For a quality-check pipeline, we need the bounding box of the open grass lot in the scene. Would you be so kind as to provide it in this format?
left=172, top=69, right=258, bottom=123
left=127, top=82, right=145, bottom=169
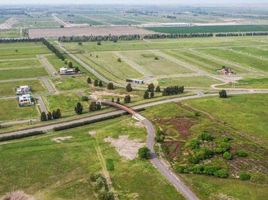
left=158, top=76, right=221, bottom=88
left=0, top=80, right=46, bottom=97
left=199, top=48, right=268, bottom=72
left=0, top=29, right=21, bottom=38
left=0, top=58, right=41, bottom=69
left=146, top=25, right=268, bottom=34
left=46, top=93, right=89, bottom=116
left=78, top=52, right=143, bottom=81
left=121, top=50, right=191, bottom=76
left=53, top=76, right=89, bottom=91
left=0, top=99, right=38, bottom=121
left=223, top=77, right=268, bottom=89
left=0, top=117, right=184, bottom=200
left=46, top=54, right=65, bottom=71
left=142, top=94, right=268, bottom=200
left=0, top=43, right=50, bottom=59
left=187, top=94, right=268, bottom=147
left=0, top=68, right=48, bottom=80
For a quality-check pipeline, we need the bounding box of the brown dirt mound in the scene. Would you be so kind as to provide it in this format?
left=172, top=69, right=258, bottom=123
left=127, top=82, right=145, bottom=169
left=2, top=191, right=35, bottom=200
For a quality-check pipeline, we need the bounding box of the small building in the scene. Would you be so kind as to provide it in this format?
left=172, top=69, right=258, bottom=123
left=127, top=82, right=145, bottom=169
left=16, top=85, right=31, bottom=95
left=18, top=94, right=34, bottom=106
left=126, top=79, right=144, bottom=84
left=59, top=67, right=76, bottom=75
left=218, top=66, right=235, bottom=76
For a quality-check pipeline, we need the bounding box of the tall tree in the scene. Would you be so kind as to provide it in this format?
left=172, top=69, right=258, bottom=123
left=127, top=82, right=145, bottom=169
left=99, top=81, right=103, bottom=87
left=126, top=83, right=133, bottom=92
left=148, top=83, right=155, bottom=93
left=144, top=90, right=149, bottom=99
left=40, top=112, right=47, bottom=121
left=155, top=85, right=161, bottom=92
left=75, top=102, right=83, bottom=114
left=87, top=77, right=92, bottom=84
left=219, top=90, right=228, bottom=98
left=124, top=95, right=131, bottom=104
left=107, top=82, right=114, bottom=90
left=94, top=80, right=99, bottom=87
left=68, top=61, right=73, bottom=68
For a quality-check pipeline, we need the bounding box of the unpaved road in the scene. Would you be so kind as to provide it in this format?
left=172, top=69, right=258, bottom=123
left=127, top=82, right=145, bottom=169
left=37, top=55, right=58, bottom=76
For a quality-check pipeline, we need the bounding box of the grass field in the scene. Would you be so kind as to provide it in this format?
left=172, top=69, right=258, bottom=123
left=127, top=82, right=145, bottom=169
left=146, top=25, right=268, bottom=34
left=222, top=77, right=268, bottom=89
left=0, top=99, right=38, bottom=121
left=158, top=76, right=221, bottom=88
left=0, top=29, right=21, bottom=38
left=0, top=59, right=41, bottom=69
left=53, top=76, right=89, bottom=91
left=0, top=117, right=184, bottom=200
left=0, top=68, right=48, bottom=80
left=46, top=93, right=89, bottom=116
left=0, top=80, right=46, bottom=96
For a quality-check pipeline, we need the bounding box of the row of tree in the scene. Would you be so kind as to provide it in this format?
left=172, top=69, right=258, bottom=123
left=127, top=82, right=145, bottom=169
left=0, top=38, right=42, bottom=43
left=42, top=39, right=65, bottom=61
left=162, top=86, right=184, bottom=96
left=40, top=109, right=62, bottom=121
left=75, top=102, right=102, bottom=115
left=216, top=32, right=268, bottom=37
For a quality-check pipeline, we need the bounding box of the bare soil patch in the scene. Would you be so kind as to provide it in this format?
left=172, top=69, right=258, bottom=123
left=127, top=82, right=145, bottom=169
left=29, top=26, right=156, bottom=38
left=104, top=135, right=145, bottom=160
left=52, top=136, right=73, bottom=143
left=1, top=191, right=35, bottom=200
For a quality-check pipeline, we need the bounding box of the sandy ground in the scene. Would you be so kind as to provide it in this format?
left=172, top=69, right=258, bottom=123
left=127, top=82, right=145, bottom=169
left=0, top=17, right=17, bottom=30
left=28, top=26, right=155, bottom=38
left=52, top=136, right=73, bottom=143
left=104, top=135, right=145, bottom=160
left=1, top=191, right=35, bottom=200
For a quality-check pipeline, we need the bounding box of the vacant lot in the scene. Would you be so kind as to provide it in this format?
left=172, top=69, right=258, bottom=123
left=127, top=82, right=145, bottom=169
left=0, top=80, right=46, bottom=97
left=0, top=68, right=48, bottom=80
left=0, top=59, right=41, bottom=69
left=0, top=99, right=38, bottom=121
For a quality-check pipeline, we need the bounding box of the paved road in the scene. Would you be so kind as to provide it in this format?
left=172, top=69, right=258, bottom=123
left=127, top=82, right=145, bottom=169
left=36, top=96, right=48, bottom=114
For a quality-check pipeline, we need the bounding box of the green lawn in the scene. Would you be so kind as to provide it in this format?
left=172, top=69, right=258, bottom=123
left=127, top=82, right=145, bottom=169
left=0, top=59, right=41, bottom=69
left=158, top=76, right=221, bottom=88
left=200, top=48, right=268, bottom=72
left=0, top=80, right=46, bottom=97
left=46, top=93, right=89, bottom=116
left=121, top=51, right=191, bottom=76
left=0, top=99, right=38, bottom=121
left=222, top=77, right=268, bottom=89
left=53, top=76, right=89, bottom=91
left=77, top=52, right=143, bottom=81
left=0, top=68, right=48, bottom=80
left=0, top=117, right=184, bottom=200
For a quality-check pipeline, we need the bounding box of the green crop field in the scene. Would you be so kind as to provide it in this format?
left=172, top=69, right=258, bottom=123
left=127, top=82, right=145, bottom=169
left=0, top=80, right=46, bottom=97
left=53, top=76, right=89, bottom=91
left=146, top=25, right=268, bottom=34
left=0, top=99, right=38, bottom=121
left=0, top=68, right=48, bottom=80
left=0, top=117, right=184, bottom=200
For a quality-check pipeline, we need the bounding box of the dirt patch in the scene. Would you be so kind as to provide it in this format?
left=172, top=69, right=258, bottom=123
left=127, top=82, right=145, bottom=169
left=1, top=191, right=35, bottom=200
left=88, top=131, right=97, bottom=137
left=52, top=136, right=73, bottom=143
left=29, top=26, right=156, bottom=38
left=169, top=117, right=195, bottom=138
left=104, top=135, right=145, bottom=160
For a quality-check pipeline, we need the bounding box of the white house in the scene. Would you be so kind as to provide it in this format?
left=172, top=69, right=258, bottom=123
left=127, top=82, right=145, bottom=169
left=16, top=85, right=31, bottom=95
left=60, top=67, right=76, bottom=75
left=18, top=94, right=34, bottom=106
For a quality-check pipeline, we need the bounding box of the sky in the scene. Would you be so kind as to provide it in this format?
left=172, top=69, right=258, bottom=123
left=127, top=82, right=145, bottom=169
left=0, top=0, right=267, bottom=5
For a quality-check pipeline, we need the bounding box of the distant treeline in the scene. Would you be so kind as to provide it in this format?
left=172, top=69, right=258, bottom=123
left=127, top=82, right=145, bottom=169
left=215, top=32, right=268, bottom=37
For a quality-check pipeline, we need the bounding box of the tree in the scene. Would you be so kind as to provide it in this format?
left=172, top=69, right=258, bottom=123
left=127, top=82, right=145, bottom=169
left=97, top=41, right=101, bottom=45
left=138, top=147, right=151, bottom=159
left=126, top=83, right=133, bottom=92
left=89, top=102, right=97, bottom=112
left=116, top=98, right=120, bottom=104
left=99, top=81, right=103, bottom=87
left=143, top=90, right=149, bottom=99
left=117, top=58, right=122, bottom=62
left=75, top=66, right=80, bottom=73
left=56, top=109, right=61, bottom=119
left=148, top=83, right=155, bottom=93
left=219, top=90, right=228, bottom=98
left=155, top=128, right=165, bottom=143
left=124, top=95, right=131, bottom=104
left=75, top=102, right=83, bottom=115
left=155, top=85, right=161, bottom=92
left=223, top=152, right=233, bottom=160
left=107, top=82, right=114, bottom=90
left=68, top=61, right=73, bottom=68
left=96, top=102, right=102, bottom=110
left=78, top=42, right=83, bottom=45
left=40, top=112, right=47, bottom=121
left=52, top=110, right=57, bottom=119
left=94, top=80, right=99, bottom=87
left=150, top=91, right=155, bottom=98
left=237, top=150, right=248, bottom=157
left=47, top=112, right=52, bottom=120
left=87, top=77, right=92, bottom=84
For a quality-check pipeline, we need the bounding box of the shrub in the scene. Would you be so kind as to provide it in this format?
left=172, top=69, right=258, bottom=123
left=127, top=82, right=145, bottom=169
left=40, top=112, right=47, bottom=121
left=126, top=83, right=133, bottom=92
left=192, top=165, right=205, bottom=174
left=239, top=172, right=251, bottom=181
left=198, top=132, right=214, bottom=141
left=107, top=82, right=114, bottom=90
left=75, top=102, right=83, bottom=114
left=215, top=142, right=231, bottom=154
left=223, top=152, right=233, bottom=160
left=124, top=95, right=131, bottom=104
left=81, top=96, right=89, bottom=101
left=214, top=169, right=229, bottom=178
left=99, top=191, right=115, bottom=200
left=219, top=90, right=228, bottom=98
left=87, top=77, right=92, bottom=84
left=203, top=165, right=220, bottom=175
left=155, top=85, right=161, bottom=92
left=47, top=112, right=52, bottom=120
left=143, top=90, right=149, bottom=99
left=155, top=128, right=165, bottom=143
left=196, top=148, right=214, bottom=160
left=176, top=165, right=188, bottom=173
left=187, top=139, right=200, bottom=150
left=138, top=147, right=151, bottom=159
left=237, top=150, right=248, bottom=157
left=188, top=155, right=200, bottom=164
left=106, top=159, right=114, bottom=171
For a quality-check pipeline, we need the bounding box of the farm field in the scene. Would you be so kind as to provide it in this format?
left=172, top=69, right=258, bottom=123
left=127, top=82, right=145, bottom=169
left=0, top=99, right=38, bottom=121
left=53, top=76, right=89, bottom=91
left=146, top=25, right=268, bottom=34
left=0, top=117, right=184, bottom=200
left=0, top=58, right=41, bottom=69
left=0, top=68, right=48, bottom=80
left=0, top=29, right=21, bottom=38
left=143, top=94, right=268, bottom=200
left=0, top=80, right=46, bottom=97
